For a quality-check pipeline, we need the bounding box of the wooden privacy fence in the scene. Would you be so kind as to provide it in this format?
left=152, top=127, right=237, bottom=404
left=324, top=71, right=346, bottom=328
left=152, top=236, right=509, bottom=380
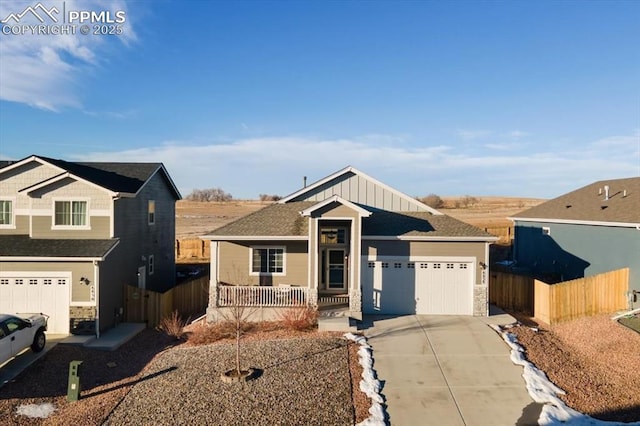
left=483, top=226, right=513, bottom=244
left=218, top=285, right=308, bottom=307
left=489, top=271, right=534, bottom=315
left=125, top=275, right=209, bottom=328
left=176, top=239, right=210, bottom=260
left=535, top=268, right=629, bottom=325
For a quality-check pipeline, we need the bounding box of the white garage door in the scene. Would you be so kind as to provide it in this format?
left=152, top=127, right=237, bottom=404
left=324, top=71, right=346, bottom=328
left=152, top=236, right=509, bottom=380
left=362, top=257, right=474, bottom=315
left=0, top=273, right=71, bottom=334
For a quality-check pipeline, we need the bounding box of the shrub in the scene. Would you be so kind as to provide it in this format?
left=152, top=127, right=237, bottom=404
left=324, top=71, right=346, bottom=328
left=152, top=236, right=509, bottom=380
left=186, top=320, right=256, bottom=345
left=420, top=193, right=444, bottom=209
left=277, top=306, right=318, bottom=331
left=157, top=310, right=188, bottom=340
left=259, top=194, right=282, bottom=202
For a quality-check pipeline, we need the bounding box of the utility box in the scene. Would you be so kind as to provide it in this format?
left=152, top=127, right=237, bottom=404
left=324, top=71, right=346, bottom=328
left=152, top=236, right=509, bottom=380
left=67, top=360, right=83, bottom=402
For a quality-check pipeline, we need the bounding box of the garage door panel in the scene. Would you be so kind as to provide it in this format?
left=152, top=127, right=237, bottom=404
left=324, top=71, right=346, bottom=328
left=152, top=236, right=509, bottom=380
left=0, top=273, right=71, bottom=334
left=363, top=257, right=474, bottom=316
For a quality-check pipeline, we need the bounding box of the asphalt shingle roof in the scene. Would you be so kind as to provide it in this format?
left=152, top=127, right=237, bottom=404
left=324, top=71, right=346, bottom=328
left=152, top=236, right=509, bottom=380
left=0, top=235, right=119, bottom=258
left=206, top=202, right=494, bottom=239
left=39, top=156, right=163, bottom=194
left=512, top=177, right=640, bottom=224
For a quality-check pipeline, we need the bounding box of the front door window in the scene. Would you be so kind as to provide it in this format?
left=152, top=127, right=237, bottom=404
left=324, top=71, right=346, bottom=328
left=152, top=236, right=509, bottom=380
left=327, top=249, right=346, bottom=289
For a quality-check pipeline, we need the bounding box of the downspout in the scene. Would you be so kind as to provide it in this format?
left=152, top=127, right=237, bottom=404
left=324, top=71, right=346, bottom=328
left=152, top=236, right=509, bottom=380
left=94, top=260, right=100, bottom=339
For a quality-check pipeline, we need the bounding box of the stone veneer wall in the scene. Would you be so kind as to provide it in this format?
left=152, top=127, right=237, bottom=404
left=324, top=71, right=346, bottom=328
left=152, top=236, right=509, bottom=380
left=69, top=306, right=96, bottom=334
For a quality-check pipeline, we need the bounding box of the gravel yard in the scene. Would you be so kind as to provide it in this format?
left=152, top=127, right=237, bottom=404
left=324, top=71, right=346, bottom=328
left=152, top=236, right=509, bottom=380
left=0, top=330, right=365, bottom=425
left=509, top=313, right=640, bottom=423
left=105, top=336, right=354, bottom=425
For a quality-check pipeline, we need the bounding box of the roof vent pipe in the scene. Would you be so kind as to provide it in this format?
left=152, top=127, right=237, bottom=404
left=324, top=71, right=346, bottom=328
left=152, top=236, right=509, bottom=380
left=623, top=189, right=627, bottom=198
left=598, top=187, right=602, bottom=195
left=604, top=185, right=610, bottom=201
left=303, top=176, right=307, bottom=188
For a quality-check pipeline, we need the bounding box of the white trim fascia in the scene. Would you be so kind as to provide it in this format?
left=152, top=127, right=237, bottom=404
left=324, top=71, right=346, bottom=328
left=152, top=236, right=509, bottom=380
left=362, top=235, right=499, bottom=242
left=0, top=256, right=107, bottom=261
left=300, top=194, right=372, bottom=217
left=509, top=217, right=640, bottom=228
left=364, top=254, right=477, bottom=262
left=200, top=235, right=308, bottom=241
left=135, top=165, right=182, bottom=199
left=278, top=166, right=443, bottom=215
left=20, top=172, right=119, bottom=197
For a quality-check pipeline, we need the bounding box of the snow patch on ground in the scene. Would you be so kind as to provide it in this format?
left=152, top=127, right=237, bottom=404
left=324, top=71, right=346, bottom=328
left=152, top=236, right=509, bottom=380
left=491, top=324, right=640, bottom=426
left=344, top=332, right=386, bottom=426
left=16, top=403, right=56, bottom=419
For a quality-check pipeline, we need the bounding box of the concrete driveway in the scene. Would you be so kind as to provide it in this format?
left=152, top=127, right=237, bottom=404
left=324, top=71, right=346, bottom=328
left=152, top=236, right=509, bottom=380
left=363, top=311, right=542, bottom=426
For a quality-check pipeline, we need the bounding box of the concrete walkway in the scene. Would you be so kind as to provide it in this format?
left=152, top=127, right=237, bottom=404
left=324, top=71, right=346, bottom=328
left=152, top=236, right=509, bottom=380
left=363, top=311, right=541, bottom=426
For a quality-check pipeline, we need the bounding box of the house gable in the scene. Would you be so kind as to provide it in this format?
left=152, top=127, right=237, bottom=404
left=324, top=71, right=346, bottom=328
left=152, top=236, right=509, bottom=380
left=279, top=166, right=441, bottom=214
left=300, top=195, right=372, bottom=218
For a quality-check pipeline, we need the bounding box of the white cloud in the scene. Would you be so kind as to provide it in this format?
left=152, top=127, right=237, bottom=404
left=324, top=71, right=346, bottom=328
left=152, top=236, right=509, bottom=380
left=71, top=131, right=640, bottom=199
left=0, top=0, right=136, bottom=111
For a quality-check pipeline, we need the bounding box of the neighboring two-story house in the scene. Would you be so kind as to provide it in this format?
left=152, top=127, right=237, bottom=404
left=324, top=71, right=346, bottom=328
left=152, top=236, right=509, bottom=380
left=0, top=155, right=181, bottom=335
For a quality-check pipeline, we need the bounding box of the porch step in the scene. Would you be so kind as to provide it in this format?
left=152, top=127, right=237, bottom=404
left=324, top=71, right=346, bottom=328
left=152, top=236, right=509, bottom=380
left=318, top=316, right=358, bottom=332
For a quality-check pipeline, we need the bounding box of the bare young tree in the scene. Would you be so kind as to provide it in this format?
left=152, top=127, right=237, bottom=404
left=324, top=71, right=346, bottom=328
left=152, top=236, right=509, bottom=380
left=420, top=193, right=444, bottom=209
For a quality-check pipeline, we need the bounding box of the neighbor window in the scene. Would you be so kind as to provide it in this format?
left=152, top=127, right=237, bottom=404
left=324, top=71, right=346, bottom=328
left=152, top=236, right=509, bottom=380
left=542, top=226, right=551, bottom=236
left=148, top=200, right=155, bottom=225
left=148, top=255, right=155, bottom=275
left=0, top=199, right=14, bottom=227
left=251, top=247, right=285, bottom=274
left=54, top=200, right=88, bottom=227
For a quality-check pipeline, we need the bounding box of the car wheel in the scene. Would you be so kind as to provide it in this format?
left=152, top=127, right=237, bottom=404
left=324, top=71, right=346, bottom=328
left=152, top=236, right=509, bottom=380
left=31, top=329, right=46, bottom=352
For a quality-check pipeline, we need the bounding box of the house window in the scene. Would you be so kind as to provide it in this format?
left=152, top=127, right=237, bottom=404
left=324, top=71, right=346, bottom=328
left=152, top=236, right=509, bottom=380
left=460, top=264, right=468, bottom=269
left=54, top=200, right=88, bottom=227
left=29, top=279, right=38, bottom=285
left=542, top=227, right=551, bottom=236
left=407, top=263, right=415, bottom=269
left=0, top=199, right=14, bottom=227
left=148, top=200, right=156, bottom=225
left=381, top=262, right=389, bottom=268
left=446, top=264, right=454, bottom=269
left=368, top=262, right=375, bottom=268
left=251, top=247, right=285, bottom=274
left=0, top=279, right=8, bottom=285
left=148, top=255, right=155, bottom=275
left=394, top=262, right=402, bottom=268
left=320, top=228, right=346, bottom=244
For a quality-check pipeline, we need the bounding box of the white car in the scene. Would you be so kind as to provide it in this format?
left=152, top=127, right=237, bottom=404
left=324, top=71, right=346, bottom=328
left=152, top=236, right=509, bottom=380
left=0, top=313, right=48, bottom=366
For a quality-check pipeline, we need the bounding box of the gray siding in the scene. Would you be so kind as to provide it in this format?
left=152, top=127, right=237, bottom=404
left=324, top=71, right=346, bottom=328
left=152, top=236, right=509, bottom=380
left=113, top=171, right=177, bottom=292
left=290, top=172, right=426, bottom=212
left=514, top=221, right=640, bottom=292
left=32, top=216, right=110, bottom=239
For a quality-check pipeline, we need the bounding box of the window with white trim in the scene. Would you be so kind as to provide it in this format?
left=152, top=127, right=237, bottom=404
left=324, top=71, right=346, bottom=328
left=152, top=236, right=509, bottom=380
left=54, top=200, right=88, bottom=227
left=0, top=199, right=14, bottom=227
left=251, top=247, right=285, bottom=275
left=148, top=255, right=155, bottom=275
left=148, top=200, right=156, bottom=225
left=542, top=226, right=551, bottom=236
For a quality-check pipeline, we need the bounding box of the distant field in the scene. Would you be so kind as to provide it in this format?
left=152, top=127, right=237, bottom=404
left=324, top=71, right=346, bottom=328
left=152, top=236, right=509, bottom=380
left=175, top=196, right=545, bottom=239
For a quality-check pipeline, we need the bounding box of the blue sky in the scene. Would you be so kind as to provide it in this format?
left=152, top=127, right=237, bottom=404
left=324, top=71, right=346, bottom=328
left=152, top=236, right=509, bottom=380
left=1, top=0, right=639, bottom=199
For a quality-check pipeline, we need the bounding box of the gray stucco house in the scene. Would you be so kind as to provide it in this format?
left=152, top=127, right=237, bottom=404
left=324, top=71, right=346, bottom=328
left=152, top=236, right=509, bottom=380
left=0, top=155, right=181, bottom=335
left=510, top=177, right=639, bottom=303
left=203, top=166, right=497, bottom=320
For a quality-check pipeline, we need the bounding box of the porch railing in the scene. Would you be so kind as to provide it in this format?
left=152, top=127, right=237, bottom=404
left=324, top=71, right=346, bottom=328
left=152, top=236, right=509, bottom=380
left=218, top=285, right=308, bottom=307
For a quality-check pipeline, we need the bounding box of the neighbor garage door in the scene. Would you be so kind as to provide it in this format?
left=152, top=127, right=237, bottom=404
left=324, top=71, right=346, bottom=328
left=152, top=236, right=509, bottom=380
left=362, top=257, right=474, bottom=315
left=0, top=272, right=71, bottom=334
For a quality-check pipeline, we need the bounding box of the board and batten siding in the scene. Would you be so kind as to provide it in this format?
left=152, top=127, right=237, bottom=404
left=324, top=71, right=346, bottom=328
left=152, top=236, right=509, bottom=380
left=218, top=241, right=309, bottom=287
left=363, top=240, right=486, bottom=283
left=289, top=172, right=425, bottom=212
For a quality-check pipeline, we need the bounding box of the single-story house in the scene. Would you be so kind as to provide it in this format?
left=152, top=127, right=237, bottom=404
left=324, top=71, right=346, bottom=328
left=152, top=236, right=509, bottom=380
left=0, top=155, right=181, bottom=335
left=510, top=177, right=639, bottom=305
left=202, top=166, right=497, bottom=319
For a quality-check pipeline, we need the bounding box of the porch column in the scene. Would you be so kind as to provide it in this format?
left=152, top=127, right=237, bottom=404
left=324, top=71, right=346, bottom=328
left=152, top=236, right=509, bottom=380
left=206, top=241, right=219, bottom=322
